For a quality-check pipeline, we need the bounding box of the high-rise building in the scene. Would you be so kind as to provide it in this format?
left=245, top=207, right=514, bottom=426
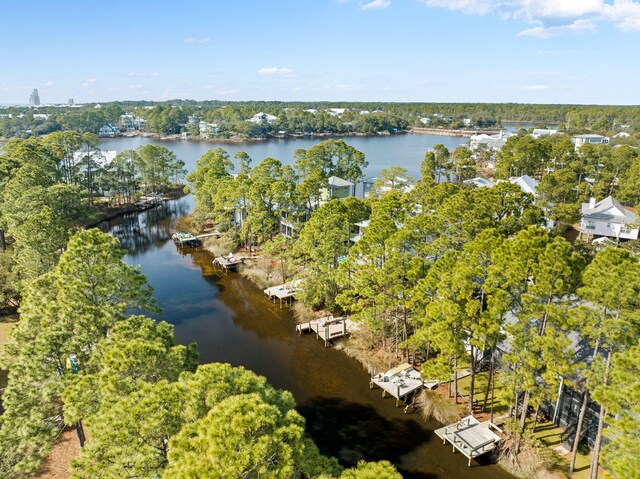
left=29, top=89, right=40, bottom=106
left=68, top=98, right=74, bottom=105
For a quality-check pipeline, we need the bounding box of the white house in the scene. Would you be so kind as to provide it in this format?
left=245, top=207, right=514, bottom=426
left=572, top=134, right=610, bottom=151
left=248, top=112, right=277, bottom=124
left=531, top=128, right=558, bottom=139
left=469, top=131, right=513, bottom=152
left=199, top=121, right=219, bottom=137
left=327, top=108, right=346, bottom=117
left=33, top=113, right=49, bottom=120
left=580, top=196, right=638, bottom=240
left=98, top=124, right=120, bottom=135
left=463, top=177, right=494, bottom=188
left=509, top=175, right=539, bottom=197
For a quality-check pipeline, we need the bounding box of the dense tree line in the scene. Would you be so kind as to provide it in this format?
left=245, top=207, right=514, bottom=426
left=188, top=137, right=640, bottom=478
left=4, top=100, right=640, bottom=140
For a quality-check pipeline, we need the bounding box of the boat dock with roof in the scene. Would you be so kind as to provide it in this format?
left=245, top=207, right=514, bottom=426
left=434, top=415, right=503, bottom=466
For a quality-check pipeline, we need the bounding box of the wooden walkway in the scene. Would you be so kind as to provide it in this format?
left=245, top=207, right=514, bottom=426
left=264, top=279, right=302, bottom=308
left=434, top=415, right=503, bottom=466
left=296, top=316, right=350, bottom=347
left=213, top=254, right=243, bottom=272
left=370, top=363, right=439, bottom=412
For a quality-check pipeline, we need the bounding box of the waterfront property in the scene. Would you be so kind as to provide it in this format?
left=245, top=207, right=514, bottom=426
left=435, top=416, right=503, bottom=467
left=580, top=196, right=639, bottom=241
left=370, top=363, right=439, bottom=412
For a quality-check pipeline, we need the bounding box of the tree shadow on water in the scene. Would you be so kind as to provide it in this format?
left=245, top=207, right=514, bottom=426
left=299, top=396, right=432, bottom=470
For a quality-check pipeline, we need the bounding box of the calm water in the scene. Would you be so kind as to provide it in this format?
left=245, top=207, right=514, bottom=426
left=100, top=133, right=466, bottom=179
left=100, top=195, right=514, bottom=479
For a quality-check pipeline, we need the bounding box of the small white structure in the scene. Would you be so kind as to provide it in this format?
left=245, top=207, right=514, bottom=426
left=435, top=416, right=503, bottom=466
left=248, top=112, right=277, bottom=124
left=327, top=108, right=346, bottom=117
left=580, top=196, right=639, bottom=241
left=572, top=134, right=610, bottom=151
left=33, top=113, right=49, bottom=120
left=370, top=363, right=439, bottom=411
left=463, top=177, right=494, bottom=188
left=531, top=128, right=558, bottom=138
left=350, top=219, right=370, bottom=243
left=613, top=132, right=630, bottom=139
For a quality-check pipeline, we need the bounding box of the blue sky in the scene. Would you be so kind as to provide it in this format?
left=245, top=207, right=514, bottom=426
left=1, top=0, right=639, bottom=105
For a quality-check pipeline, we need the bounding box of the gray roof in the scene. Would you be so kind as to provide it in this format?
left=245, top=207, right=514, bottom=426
left=509, top=175, right=538, bottom=195
left=581, top=196, right=637, bottom=224
left=463, top=177, right=494, bottom=188
left=328, top=176, right=354, bottom=188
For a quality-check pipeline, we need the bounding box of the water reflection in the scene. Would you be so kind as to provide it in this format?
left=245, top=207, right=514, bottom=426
left=99, top=197, right=192, bottom=255
left=102, top=196, right=514, bottom=479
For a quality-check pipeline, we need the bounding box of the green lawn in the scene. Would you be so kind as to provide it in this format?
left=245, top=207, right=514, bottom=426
left=455, top=371, right=511, bottom=417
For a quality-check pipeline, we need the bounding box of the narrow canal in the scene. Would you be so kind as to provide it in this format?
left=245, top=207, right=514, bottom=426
left=100, top=195, right=514, bottom=479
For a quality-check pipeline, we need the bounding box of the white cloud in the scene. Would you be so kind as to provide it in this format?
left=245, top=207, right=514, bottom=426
left=424, top=0, right=640, bottom=34
left=362, top=0, right=391, bottom=10
left=128, top=72, right=159, bottom=77
left=258, top=67, right=294, bottom=77
left=80, top=79, right=97, bottom=88
left=184, top=37, right=211, bottom=44
left=218, top=89, right=240, bottom=95
left=44, top=81, right=54, bottom=87
left=519, top=19, right=597, bottom=38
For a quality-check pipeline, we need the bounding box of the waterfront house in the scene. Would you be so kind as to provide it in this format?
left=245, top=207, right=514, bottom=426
left=98, top=124, right=120, bottom=136
left=248, top=112, right=277, bottom=124
left=580, top=196, right=639, bottom=241
left=198, top=121, right=219, bottom=138
left=572, top=134, right=609, bottom=151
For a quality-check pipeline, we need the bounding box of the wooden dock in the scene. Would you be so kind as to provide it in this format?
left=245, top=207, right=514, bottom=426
left=296, top=316, right=350, bottom=347
left=370, top=363, right=439, bottom=412
left=264, top=279, right=301, bottom=308
left=172, top=231, right=220, bottom=248
left=213, top=254, right=243, bottom=272
left=434, top=415, right=503, bottom=466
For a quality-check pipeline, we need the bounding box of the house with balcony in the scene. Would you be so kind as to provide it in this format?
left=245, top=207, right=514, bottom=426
left=572, top=134, right=609, bottom=151
left=580, top=196, right=638, bottom=241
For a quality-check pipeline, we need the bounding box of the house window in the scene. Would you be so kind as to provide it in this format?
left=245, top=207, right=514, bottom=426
left=585, top=220, right=596, bottom=230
